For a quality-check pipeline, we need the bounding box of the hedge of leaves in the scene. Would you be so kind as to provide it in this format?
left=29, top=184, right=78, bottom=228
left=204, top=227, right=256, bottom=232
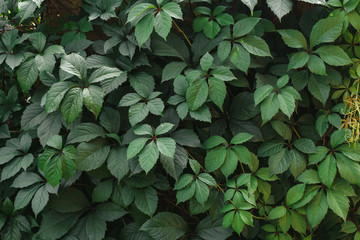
left=0, top=0, right=360, bottom=239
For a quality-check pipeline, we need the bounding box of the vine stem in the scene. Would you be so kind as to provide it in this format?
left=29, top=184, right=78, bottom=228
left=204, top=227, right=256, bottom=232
left=172, top=19, right=192, bottom=47
left=293, top=126, right=301, bottom=139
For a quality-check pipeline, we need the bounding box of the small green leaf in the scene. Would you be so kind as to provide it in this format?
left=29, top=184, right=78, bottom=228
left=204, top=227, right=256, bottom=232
left=267, top=206, right=287, bottom=220
left=278, top=29, right=307, bottom=49
left=286, top=184, right=305, bottom=206
left=318, top=154, right=336, bottom=188
left=138, top=141, right=159, bottom=173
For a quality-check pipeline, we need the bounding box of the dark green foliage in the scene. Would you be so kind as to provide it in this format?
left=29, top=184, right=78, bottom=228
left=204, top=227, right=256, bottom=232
left=0, top=0, right=360, bottom=239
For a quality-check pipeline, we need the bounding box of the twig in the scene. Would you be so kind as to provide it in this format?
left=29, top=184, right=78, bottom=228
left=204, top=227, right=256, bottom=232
left=49, top=0, right=69, bottom=22
left=172, top=19, right=192, bottom=47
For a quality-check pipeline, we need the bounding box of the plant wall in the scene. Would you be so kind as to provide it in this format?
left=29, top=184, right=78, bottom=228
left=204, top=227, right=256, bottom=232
left=0, top=0, right=360, bottom=239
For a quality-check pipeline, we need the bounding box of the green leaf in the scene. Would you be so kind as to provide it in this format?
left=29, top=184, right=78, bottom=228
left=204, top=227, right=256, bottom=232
left=271, top=120, right=292, bottom=141
left=266, top=0, right=292, bottom=21
left=341, top=221, right=357, bottom=234
left=195, top=216, right=233, bottom=240
left=88, top=66, right=123, bottom=84
left=107, top=147, right=129, bottom=182
left=308, top=74, right=330, bottom=105
left=140, top=212, right=188, bottom=239
left=215, top=13, right=234, bottom=26
left=337, top=144, right=360, bottom=161
left=83, top=85, right=105, bottom=118
left=241, top=36, right=271, bottom=57
left=92, top=179, right=113, bottom=203
left=195, top=179, right=210, bottom=204
left=230, top=133, right=253, bottom=145
left=45, top=82, right=77, bottom=113
left=230, top=45, right=251, bottom=73
left=288, top=51, right=309, bottom=70
left=254, top=85, right=273, bottom=106
left=14, top=184, right=41, bottom=211
left=31, top=185, right=49, bottom=217
left=67, top=123, right=105, bottom=144
left=129, top=102, right=150, bottom=126
left=260, top=93, right=279, bottom=124
left=330, top=129, right=347, bottom=148
left=286, top=184, right=305, bottom=206
left=240, top=0, right=258, bottom=13
left=336, top=153, right=360, bottom=185
left=18, top=0, right=37, bottom=23
left=327, top=189, right=349, bottom=221
left=308, top=146, right=329, bottom=165
left=61, top=87, right=83, bottom=125
left=267, top=206, right=287, bottom=220
left=208, top=77, right=226, bottom=109
left=278, top=29, right=307, bottom=49
left=310, top=16, right=343, bottom=48
left=306, top=190, right=328, bottom=229
left=233, top=18, right=260, bottom=37
left=75, top=139, right=110, bottom=171
left=127, top=3, right=155, bottom=22
left=17, top=58, right=39, bottom=93
left=162, top=2, right=183, bottom=19
left=37, top=211, right=81, bottom=240
left=293, top=138, right=316, bottom=154
left=308, top=55, right=326, bottom=75
left=160, top=146, right=188, bottom=181
left=135, top=13, right=154, bottom=47
left=155, top=123, right=174, bottom=136
left=186, top=79, right=208, bottom=111
left=314, top=45, right=352, bottom=66
left=156, top=137, right=176, bottom=158
left=269, top=149, right=292, bottom=175
left=135, top=186, right=158, bottom=216
left=11, top=172, right=43, bottom=188
left=127, top=138, right=148, bottom=160
left=162, top=62, right=187, bottom=82
left=85, top=213, right=106, bottom=240
left=210, top=67, right=236, bottom=81
left=154, top=11, right=172, bottom=40
left=203, top=20, right=221, bottom=39
left=138, top=141, right=159, bottom=173
left=205, top=146, right=227, bottom=172
left=200, top=52, right=214, bottom=72
left=318, top=154, right=336, bottom=188
left=147, top=98, right=164, bottom=116
left=60, top=53, right=87, bottom=81
left=96, top=202, right=128, bottom=222
left=49, top=187, right=90, bottom=213
left=29, top=32, right=46, bottom=52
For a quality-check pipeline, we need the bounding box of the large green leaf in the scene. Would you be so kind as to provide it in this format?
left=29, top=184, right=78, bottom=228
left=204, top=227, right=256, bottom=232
left=60, top=53, right=87, bottom=81
left=45, top=82, right=77, bottom=113
left=314, top=45, right=352, bottom=66
left=241, top=36, right=271, bottom=57
left=107, top=147, right=129, bottom=182
left=266, top=0, right=292, bottom=21
left=186, top=79, right=208, bottom=111
left=154, top=11, right=172, bottom=40
left=310, top=15, right=343, bottom=48
left=17, top=58, right=39, bottom=93
left=135, top=187, right=158, bottom=216
left=306, top=190, right=328, bottom=229
left=135, top=13, right=154, bottom=47
left=308, top=74, right=330, bottom=105
left=37, top=211, right=82, bottom=240
left=140, top=212, right=188, bottom=239
left=318, top=154, right=336, bottom=188
left=61, top=87, right=83, bottom=125
left=138, top=141, right=159, bottom=173
left=278, top=29, right=307, bottom=49
left=156, top=137, right=176, bottom=158
left=75, top=139, right=110, bottom=171
left=83, top=85, right=105, bottom=118
left=327, top=189, right=349, bottom=221
left=205, top=146, right=227, bottom=172
left=269, top=149, right=291, bottom=175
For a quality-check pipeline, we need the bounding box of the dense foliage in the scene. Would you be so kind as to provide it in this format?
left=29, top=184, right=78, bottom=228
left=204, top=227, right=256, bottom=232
left=1, top=0, right=360, bottom=239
